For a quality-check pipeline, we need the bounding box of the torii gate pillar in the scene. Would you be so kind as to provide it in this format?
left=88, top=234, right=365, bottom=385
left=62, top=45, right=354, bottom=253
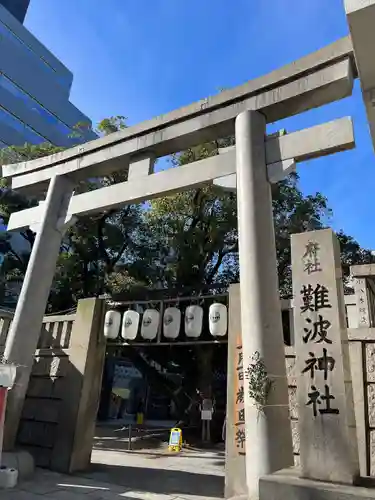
left=236, top=110, right=294, bottom=500
left=3, top=175, right=74, bottom=450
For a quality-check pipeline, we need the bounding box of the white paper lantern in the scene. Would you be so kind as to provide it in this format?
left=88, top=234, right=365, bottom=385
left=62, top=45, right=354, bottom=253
left=121, top=310, right=140, bottom=340
left=184, top=305, right=203, bottom=338
left=209, top=303, right=228, bottom=337
left=104, top=310, right=121, bottom=339
left=141, top=309, right=160, bottom=340
left=163, top=307, right=181, bottom=339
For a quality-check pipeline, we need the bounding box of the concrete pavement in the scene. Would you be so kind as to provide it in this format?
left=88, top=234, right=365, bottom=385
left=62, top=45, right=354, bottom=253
left=0, top=444, right=225, bottom=500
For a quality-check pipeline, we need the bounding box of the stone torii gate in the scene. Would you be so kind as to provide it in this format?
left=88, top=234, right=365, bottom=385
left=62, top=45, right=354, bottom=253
left=1, top=2, right=374, bottom=499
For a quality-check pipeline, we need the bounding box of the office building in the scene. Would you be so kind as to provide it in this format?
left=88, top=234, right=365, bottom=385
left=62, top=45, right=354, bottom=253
left=0, top=3, right=97, bottom=149
left=0, top=0, right=30, bottom=24
left=0, top=2, right=97, bottom=307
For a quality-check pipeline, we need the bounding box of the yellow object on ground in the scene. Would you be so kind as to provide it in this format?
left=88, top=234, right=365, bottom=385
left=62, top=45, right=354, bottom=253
left=136, top=412, right=144, bottom=425
left=168, top=427, right=182, bottom=452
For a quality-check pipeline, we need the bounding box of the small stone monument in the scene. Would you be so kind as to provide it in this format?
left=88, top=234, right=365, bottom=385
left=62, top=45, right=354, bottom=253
left=291, top=228, right=359, bottom=484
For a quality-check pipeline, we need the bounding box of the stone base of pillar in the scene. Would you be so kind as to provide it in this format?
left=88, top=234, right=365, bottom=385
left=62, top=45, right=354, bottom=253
left=260, top=468, right=373, bottom=500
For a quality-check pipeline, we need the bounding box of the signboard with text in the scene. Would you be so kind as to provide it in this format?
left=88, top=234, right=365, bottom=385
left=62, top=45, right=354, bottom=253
left=291, top=229, right=359, bottom=484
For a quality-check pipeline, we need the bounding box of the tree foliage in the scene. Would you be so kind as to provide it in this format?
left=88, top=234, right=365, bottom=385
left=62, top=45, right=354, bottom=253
left=0, top=117, right=150, bottom=309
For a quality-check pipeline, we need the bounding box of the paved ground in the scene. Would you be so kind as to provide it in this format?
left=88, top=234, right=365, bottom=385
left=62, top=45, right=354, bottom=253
left=0, top=469, right=135, bottom=499
left=0, top=427, right=225, bottom=500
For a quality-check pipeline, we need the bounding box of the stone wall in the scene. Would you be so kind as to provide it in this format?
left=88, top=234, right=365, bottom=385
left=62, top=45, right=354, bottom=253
left=16, top=313, right=76, bottom=469
left=0, top=298, right=106, bottom=473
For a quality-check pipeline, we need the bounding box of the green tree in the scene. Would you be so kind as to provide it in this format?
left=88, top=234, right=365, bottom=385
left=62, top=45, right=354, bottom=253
left=145, top=140, right=336, bottom=297
left=272, top=173, right=331, bottom=296
left=0, top=143, right=65, bottom=305
left=0, top=117, right=152, bottom=310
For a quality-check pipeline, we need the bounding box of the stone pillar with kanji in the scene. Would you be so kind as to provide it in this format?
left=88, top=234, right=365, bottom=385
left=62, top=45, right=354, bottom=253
left=291, top=228, right=359, bottom=484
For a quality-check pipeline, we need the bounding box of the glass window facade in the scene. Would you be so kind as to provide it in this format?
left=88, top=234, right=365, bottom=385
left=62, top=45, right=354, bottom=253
left=0, top=14, right=95, bottom=148
left=0, top=73, right=74, bottom=138
left=0, top=20, right=71, bottom=90
left=0, top=0, right=30, bottom=24
left=0, top=105, right=45, bottom=144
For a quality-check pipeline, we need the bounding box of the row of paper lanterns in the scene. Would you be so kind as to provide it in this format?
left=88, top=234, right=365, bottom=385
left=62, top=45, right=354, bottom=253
left=103, top=303, right=228, bottom=340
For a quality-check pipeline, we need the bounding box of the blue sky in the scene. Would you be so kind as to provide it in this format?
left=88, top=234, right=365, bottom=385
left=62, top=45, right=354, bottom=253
left=25, top=0, right=375, bottom=248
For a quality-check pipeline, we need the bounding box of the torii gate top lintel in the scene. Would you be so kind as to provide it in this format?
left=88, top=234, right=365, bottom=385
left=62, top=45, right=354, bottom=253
left=3, top=35, right=355, bottom=191
left=4, top=0, right=375, bottom=194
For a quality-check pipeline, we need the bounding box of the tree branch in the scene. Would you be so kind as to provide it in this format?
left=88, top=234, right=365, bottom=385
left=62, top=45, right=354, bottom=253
left=185, top=189, right=205, bottom=235
left=97, top=210, right=117, bottom=267
left=8, top=247, right=25, bottom=271
left=109, top=207, right=131, bottom=268
left=97, top=207, right=132, bottom=280
left=206, top=242, right=238, bottom=284
left=19, top=228, right=35, bottom=248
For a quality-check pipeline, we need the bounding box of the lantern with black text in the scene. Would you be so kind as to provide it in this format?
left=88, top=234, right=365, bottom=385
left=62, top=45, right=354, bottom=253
left=163, top=307, right=181, bottom=339
left=104, top=310, right=121, bottom=339
left=184, top=305, right=203, bottom=338
left=209, top=303, right=227, bottom=336
left=141, top=309, right=159, bottom=340
left=121, top=310, right=140, bottom=340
